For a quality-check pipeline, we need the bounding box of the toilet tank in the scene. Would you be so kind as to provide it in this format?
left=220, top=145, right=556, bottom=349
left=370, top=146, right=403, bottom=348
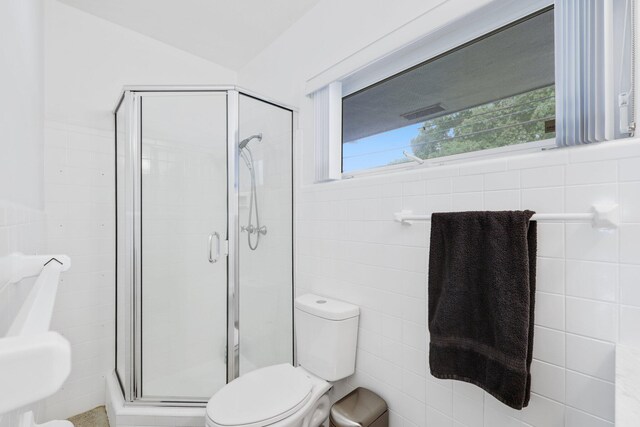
left=295, top=294, right=359, bottom=382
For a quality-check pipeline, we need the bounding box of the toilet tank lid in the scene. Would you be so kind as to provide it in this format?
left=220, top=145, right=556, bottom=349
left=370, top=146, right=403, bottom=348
left=295, top=294, right=359, bottom=321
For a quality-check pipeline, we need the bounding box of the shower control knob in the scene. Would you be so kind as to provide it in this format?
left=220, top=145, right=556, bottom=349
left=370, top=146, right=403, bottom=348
left=241, top=225, right=267, bottom=235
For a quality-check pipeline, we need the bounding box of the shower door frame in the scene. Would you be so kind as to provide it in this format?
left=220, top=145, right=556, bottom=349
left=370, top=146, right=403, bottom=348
left=114, top=86, right=296, bottom=407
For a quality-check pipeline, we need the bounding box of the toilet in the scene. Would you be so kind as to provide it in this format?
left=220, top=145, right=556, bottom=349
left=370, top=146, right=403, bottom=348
left=206, top=294, right=360, bottom=427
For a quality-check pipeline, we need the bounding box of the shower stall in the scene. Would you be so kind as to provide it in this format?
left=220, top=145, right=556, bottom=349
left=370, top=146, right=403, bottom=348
left=114, top=87, right=294, bottom=405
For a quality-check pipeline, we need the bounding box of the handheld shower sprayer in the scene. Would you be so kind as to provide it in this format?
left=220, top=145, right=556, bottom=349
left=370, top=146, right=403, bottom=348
left=239, top=133, right=266, bottom=250
left=239, top=133, right=262, bottom=149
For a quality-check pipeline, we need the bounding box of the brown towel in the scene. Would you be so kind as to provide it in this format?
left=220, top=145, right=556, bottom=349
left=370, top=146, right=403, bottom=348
left=428, top=210, right=537, bottom=410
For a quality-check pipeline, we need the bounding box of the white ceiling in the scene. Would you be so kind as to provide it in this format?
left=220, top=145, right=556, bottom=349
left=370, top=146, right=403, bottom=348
left=56, top=0, right=322, bottom=70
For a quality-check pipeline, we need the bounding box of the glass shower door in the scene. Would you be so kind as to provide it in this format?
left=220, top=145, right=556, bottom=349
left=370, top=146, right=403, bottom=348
left=237, top=94, right=293, bottom=376
left=140, top=92, right=228, bottom=400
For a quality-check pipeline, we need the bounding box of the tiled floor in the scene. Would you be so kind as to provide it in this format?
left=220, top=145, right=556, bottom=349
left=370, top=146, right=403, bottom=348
left=68, top=406, right=109, bottom=427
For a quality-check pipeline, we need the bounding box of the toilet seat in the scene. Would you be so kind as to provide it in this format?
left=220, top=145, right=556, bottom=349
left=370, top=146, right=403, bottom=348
left=206, top=364, right=313, bottom=427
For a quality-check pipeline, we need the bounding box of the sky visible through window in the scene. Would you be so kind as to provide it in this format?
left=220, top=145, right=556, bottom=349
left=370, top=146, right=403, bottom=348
left=342, top=123, right=422, bottom=172
left=342, top=85, right=555, bottom=173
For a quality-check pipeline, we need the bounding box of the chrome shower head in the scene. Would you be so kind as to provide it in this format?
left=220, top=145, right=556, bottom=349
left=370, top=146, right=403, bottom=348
left=239, top=133, right=262, bottom=149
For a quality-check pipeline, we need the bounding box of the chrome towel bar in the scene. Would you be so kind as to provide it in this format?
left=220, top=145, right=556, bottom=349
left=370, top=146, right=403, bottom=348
left=394, top=203, right=619, bottom=230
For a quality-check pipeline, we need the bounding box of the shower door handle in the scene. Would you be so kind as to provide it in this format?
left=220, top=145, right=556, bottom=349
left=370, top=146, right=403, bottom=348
left=208, top=232, right=221, bottom=263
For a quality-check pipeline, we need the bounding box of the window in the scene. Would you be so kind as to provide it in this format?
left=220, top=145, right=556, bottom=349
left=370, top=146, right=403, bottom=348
left=341, top=8, right=556, bottom=173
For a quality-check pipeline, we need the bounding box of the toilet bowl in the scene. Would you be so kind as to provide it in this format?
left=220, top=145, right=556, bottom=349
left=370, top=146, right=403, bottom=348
left=205, top=295, right=359, bottom=427
left=205, top=364, right=331, bottom=427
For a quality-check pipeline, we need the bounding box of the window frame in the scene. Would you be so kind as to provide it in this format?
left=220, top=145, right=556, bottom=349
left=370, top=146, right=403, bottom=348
left=337, top=2, right=556, bottom=178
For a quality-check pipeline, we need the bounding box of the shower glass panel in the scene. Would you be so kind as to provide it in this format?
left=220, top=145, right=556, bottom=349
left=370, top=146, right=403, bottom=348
left=238, top=94, right=293, bottom=375
left=114, top=87, right=294, bottom=406
left=115, top=93, right=132, bottom=401
left=140, top=93, right=228, bottom=399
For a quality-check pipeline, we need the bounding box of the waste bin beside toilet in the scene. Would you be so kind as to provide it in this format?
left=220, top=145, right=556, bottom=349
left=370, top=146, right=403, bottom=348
left=329, top=388, right=388, bottom=427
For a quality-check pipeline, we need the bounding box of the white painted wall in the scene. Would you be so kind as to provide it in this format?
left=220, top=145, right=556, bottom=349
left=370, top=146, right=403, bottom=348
left=44, top=0, right=237, bottom=131
left=239, top=0, right=496, bottom=186
left=0, top=1, right=46, bottom=426
left=0, top=0, right=44, bottom=210
left=239, top=1, right=640, bottom=426
left=42, top=0, right=238, bottom=420
left=240, top=0, right=491, bottom=106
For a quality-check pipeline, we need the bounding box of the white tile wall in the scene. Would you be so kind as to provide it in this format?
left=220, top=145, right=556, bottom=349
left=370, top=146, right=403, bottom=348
left=296, top=139, right=640, bottom=427
left=43, top=121, right=115, bottom=420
